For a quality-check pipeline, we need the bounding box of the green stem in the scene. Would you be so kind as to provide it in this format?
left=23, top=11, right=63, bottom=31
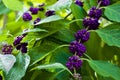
left=84, top=53, right=92, bottom=60
left=68, top=19, right=83, bottom=25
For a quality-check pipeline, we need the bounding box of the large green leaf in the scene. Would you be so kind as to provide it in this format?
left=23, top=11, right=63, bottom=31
left=31, top=63, right=72, bottom=75
left=0, top=54, right=16, bottom=74
left=2, top=0, right=23, bottom=11
left=48, top=0, right=72, bottom=11
left=22, top=28, right=48, bottom=34
left=36, top=15, right=62, bottom=25
left=0, top=2, right=9, bottom=14
left=70, top=3, right=86, bottom=28
left=96, top=24, right=120, bottom=47
left=5, top=53, right=30, bottom=80
left=52, top=28, right=75, bottom=43
left=104, top=3, right=120, bottom=22
left=87, top=60, right=120, bottom=80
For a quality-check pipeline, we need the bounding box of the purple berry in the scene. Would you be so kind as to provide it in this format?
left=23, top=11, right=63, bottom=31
left=39, top=8, right=44, bottom=11
left=75, top=29, right=90, bottom=43
left=98, top=0, right=110, bottom=6
left=69, top=41, right=86, bottom=56
left=38, top=3, right=45, bottom=7
left=21, top=46, right=27, bottom=53
left=21, top=43, right=28, bottom=53
left=16, top=43, right=28, bottom=53
left=16, top=44, right=21, bottom=50
left=88, top=7, right=102, bottom=19
left=66, top=55, right=82, bottom=70
left=34, top=18, right=41, bottom=24
left=2, top=44, right=13, bottom=54
left=13, top=36, right=23, bottom=46
left=83, top=17, right=99, bottom=30
left=22, top=12, right=32, bottom=21
left=45, top=10, right=55, bottom=17
left=75, top=0, right=83, bottom=7
left=29, top=7, right=39, bottom=14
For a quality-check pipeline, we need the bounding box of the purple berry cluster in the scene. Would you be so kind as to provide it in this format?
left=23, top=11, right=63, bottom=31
left=66, top=0, right=110, bottom=79
left=2, top=44, right=13, bottom=54
left=98, top=0, right=110, bottom=6
left=13, top=34, right=28, bottom=53
left=83, top=0, right=110, bottom=30
left=75, top=0, right=83, bottom=7
left=66, top=29, right=90, bottom=71
left=22, top=3, right=55, bottom=25
left=45, top=10, right=55, bottom=17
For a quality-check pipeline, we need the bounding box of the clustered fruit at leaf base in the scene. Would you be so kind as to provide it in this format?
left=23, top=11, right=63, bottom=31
left=13, top=35, right=28, bottom=53
left=22, top=12, right=32, bottom=21
left=66, top=29, right=90, bottom=71
left=45, top=10, right=55, bottom=17
left=22, top=3, right=56, bottom=26
left=34, top=18, right=41, bottom=24
left=69, top=41, right=86, bottom=57
left=88, top=6, right=102, bottom=19
left=98, top=0, right=110, bottom=6
left=2, top=44, right=13, bottom=54
left=83, top=17, right=99, bottom=30
left=75, top=0, right=83, bottom=7
left=66, top=55, right=82, bottom=70
left=75, top=29, right=90, bottom=43
left=29, top=7, right=39, bottom=15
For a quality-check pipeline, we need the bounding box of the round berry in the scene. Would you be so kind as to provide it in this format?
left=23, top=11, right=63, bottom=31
left=88, top=6, right=102, bottom=19
left=75, top=0, right=83, bottom=7
left=34, top=18, right=41, bottom=24
left=98, top=0, right=110, bottom=6
left=29, top=7, right=39, bottom=14
left=22, top=12, right=32, bottom=21
left=83, top=17, right=99, bottom=30
left=45, top=10, right=55, bottom=17
left=13, top=36, right=23, bottom=46
left=21, top=43, right=28, bottom=53
left=66, top=55, right=82, bottom=70
left=69, top=41, right=86, bottom=56
left=2, top=44, right=13, bottom=54
left=75, top=29, right=90, bottom=43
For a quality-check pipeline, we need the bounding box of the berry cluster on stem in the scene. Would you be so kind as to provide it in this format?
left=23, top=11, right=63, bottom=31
left=66, top=0, right=110, bottom=80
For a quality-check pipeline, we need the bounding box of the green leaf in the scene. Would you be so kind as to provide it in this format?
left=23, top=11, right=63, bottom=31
left=2, top=0, right=23, bottom=11
left=31, top=63, right=72, bottom=75
left=36, top=15, right=63, bottom=25
left=104, top=3, right=120, bottom=22
left=5, top=53, right=30, bottom=80
left=0, top=2, right=9, bottom=14
left=87, top=60, right=120, bottom=80
left=96, top=24, right=120, bottom=47
left=70, top=3, right=86, bottom=28
left=52, top=28, right=75, bottom=43
left=48, top=0, right=72, bottom=11
left=0, top=54, right=16, bottom=74
left=22, top=28, right=48, bottom=34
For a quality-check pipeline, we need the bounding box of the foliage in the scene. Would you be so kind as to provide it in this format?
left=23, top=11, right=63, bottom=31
left=0, top=0, right=120, bottom=80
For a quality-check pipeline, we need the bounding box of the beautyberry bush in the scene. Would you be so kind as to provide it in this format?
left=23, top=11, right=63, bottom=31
left=0, top=0, right=120, bottom=80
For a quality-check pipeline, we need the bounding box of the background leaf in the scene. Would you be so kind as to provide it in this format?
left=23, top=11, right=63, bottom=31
left=70, top=3, right=86, bottom=28
left=2, top=0, right=23, bottom=11
left=0, top=2, right=9, bottom=15
left=5, top=53, right=30, bottom=80
left=96, top=24, right=120, bottom=48
left=31, top=63, right=72, bottom=75
left=104, top=3, right=120, bottom=22
left=87, top=60, right=120, bottom=80
left=0, top=54, right=16, bottom=74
